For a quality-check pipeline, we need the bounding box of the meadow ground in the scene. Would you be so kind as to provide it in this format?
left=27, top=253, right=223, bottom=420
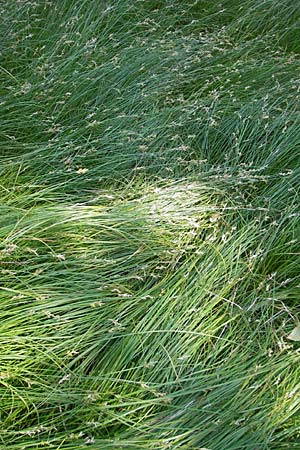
left=0, top=1, right=300, bottom=449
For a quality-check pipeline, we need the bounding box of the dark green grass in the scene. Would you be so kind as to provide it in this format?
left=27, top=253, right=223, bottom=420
left=0, top=1, right=300, bottom=449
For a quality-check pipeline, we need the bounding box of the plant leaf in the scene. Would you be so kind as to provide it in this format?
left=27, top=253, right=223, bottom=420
left=287, top=325, right=300, bottom=341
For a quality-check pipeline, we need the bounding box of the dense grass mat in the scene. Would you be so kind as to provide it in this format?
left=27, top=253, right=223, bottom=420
left=0, top=1, right=300, bottom=449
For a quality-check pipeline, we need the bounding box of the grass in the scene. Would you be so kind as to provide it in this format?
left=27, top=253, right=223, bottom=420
left=0, top=1, right=300, bottom=449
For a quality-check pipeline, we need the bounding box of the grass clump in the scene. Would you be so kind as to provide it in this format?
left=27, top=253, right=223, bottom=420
left=0, top=1, right=300, bottom=449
